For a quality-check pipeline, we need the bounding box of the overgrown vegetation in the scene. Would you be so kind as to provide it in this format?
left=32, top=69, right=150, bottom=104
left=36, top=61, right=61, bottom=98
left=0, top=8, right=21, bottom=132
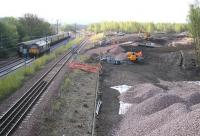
left=0, top=37, right=83, bottom=100
left=88, top=21, right=188, bottom=33
left=188, top=1, right=200, bottom=66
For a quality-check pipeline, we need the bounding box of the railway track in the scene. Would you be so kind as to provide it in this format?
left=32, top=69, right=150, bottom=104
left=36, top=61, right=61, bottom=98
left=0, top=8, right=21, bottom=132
left=0, top=57, right=22, bottom=69
left=0, top=39, right=87, bottom=136
left=0, top=59, right=34, bottom=77
left=0, top=39, right=70, bottom=78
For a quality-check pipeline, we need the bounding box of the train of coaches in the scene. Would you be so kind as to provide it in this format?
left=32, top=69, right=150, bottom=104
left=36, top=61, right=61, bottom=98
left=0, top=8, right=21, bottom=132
left=18, top=32, right=71, bottom=58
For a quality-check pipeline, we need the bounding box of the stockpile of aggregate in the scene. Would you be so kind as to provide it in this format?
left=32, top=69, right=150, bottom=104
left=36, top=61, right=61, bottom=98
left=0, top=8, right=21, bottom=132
left=115, top=53, right=127, bottom=61
left=86, top=45, right=125, bottom=56
left=119, top=83, right=165, bottom=103
left=116, top=81, right=200, bottom=136
left=108, top=46, right=125, bottom=55
left=86, top=44, right=128, bottom=61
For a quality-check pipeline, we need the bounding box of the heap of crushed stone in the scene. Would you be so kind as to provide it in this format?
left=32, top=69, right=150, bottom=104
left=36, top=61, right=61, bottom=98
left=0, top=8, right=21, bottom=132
left=108, top=45, right=125, bottom=55
left=119, top=83, right=164, bottom=103
left=148, top=108, right=200, bottom=136
left=85, top=44, right=125, bottom=57
left=115, top=81, right=200, bottom=136
left=117, top=103, right=189, bottom=136
left=125, top=93, right=184, bottom=116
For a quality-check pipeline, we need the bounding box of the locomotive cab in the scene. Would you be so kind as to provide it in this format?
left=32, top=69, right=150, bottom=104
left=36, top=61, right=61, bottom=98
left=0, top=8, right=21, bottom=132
left=29, top=40, right=50, bottom=57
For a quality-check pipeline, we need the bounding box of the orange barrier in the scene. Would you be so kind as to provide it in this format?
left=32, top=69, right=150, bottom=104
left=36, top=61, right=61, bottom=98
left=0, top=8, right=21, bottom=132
left=68, top=62, right=102, bottom=73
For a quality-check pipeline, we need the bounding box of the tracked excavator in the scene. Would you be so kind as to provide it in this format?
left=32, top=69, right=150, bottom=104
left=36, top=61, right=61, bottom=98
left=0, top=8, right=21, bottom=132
left=127, top=51, right=144, bottom=62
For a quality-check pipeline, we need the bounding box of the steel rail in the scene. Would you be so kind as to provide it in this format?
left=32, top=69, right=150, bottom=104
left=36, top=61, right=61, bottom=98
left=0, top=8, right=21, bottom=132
left=0, top=39, right=87, bottom=136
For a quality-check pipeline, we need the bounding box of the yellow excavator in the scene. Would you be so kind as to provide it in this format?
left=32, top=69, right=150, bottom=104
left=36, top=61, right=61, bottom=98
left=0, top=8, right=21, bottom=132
left=127, top=51, right=143, bottom=62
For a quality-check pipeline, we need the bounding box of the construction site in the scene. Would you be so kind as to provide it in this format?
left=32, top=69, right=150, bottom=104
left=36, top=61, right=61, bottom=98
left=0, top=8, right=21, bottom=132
left=2, top=1, right=200, bottom=136
left=0, top=30, right=200, bottom=136
left=82, top=32, right=200, bottom=136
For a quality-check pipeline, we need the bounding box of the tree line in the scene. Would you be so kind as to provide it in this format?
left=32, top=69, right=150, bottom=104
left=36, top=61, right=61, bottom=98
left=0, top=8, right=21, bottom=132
left=0, top=13, right=54, bottom=57
left=87, top=21, right=188, bottom=33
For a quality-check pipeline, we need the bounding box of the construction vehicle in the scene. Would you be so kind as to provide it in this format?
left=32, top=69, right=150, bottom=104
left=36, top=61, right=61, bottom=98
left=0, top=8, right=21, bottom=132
left=127, top=51, right=144, bottom=62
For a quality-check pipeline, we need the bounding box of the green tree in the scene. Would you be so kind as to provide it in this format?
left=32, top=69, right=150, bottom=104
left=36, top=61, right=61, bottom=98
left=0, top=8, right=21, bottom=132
left=188, top=1, right=200, bottom=66
left=0, top=18, right=19, bottom=48
left=19, top=13, right=53, bottom=40
left=87, top=21, right=188, bottom=33
left=0, top=21, right=19, bottom=57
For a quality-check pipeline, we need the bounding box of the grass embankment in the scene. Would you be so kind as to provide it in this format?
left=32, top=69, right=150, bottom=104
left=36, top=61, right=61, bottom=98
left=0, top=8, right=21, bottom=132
left=0, top=37, right=83, bottom=100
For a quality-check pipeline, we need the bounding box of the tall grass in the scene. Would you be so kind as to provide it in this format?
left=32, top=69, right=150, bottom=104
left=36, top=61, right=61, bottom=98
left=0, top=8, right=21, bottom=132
left=0, top=37, right=83, bottom=100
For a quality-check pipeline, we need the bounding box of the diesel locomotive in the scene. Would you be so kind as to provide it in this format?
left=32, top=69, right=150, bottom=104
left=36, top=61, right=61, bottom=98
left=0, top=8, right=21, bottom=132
left=18, top=32, right=70, bottom=58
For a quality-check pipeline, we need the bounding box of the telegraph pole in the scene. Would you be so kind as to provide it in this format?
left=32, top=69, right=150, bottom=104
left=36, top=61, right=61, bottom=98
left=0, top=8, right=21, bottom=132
left=75, top=23, right=77, bottom=38
left=0, top=33, right=2, bottom=48
left=56, top=20, right=59, bottom=34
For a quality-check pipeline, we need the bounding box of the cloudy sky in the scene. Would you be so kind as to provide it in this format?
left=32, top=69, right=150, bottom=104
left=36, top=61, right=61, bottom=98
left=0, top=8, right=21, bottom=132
left=0, top=0, right=194, bottom=24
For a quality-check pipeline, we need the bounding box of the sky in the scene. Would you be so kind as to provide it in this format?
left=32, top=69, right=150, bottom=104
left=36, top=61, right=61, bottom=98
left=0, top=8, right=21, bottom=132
left=0, top=0, right=194, bottom=24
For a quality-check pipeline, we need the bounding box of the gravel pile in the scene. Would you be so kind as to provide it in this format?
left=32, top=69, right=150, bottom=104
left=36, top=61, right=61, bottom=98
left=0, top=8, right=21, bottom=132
left=86, top=44, right=125, bottom=57
left=185, top=92, right=200, bottom=106
left=115, top=53, right=127, bottom=61
left=108, top=46, right=125, bottom=55
left=125, top=93, right=184, bottom=116
left=116, top=81, right=200, bottom=136
left=119, top=83, right=164, bottom=103
left=147, top=108, right=200, bottom=136
left=167, top=82, right=200, bottom=98
left=85, top=45, right=114, bottom=56
left=117, top=103, right=189, bottom=136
